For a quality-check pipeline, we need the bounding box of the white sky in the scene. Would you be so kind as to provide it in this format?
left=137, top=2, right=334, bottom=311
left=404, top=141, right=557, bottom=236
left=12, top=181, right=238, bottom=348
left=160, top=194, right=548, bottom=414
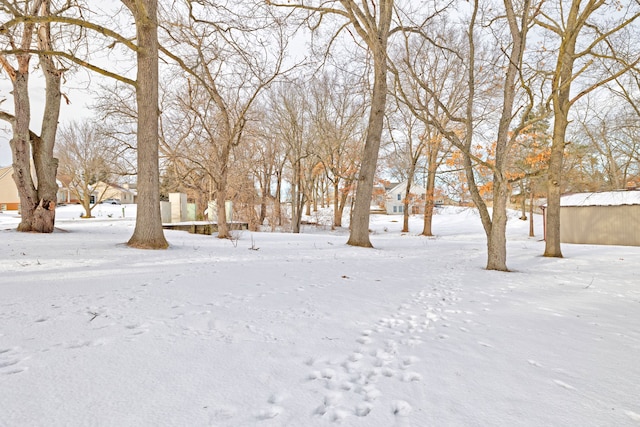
left=0, top=77, right=95, bottom=166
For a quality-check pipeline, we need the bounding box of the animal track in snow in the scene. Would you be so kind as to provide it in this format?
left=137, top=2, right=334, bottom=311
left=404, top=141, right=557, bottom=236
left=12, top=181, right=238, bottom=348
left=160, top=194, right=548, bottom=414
left=256, top=405, right=283, bottom=420
left=0, top=359, right=19, bottom=369
left=624, top=410, right=640, bottom=422
left=391, top=400, right=412, bottom=416
left=300, top=282, right=462, bottom=423
left=0, top=347, right=28, bottom=376
left=355, top=402, right=372, bottom=417
left=553, top=379, right=576, bottom=391
left=400, top=371, right=422, bottom=382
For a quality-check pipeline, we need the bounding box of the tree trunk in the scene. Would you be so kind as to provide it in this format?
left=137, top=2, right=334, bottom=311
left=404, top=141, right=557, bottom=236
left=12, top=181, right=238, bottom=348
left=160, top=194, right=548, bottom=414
left=31, top=1, right=61, bottom=233
left=11, top=68, right=39, bottom=232
left=337, top=184, right=349, bottom=227
left=483, top=0, right=530, bottom=272
left=402, top=179, right=412, bottom=233
left=126, top=0, right=168, bottom=249
left=544, top=122, right=567, bottom=257
left=347, top=49, right=388, bottom=248
left=486, top=179, right=509, bottom=271
left=215, top=175, right=230, bottom=239
left=519, top=182, right=527, bottom=220
left=544, top=19, right=578, bottom=257
left=333, top=181, right=341, bottom=227
left=313, top=179, right=318, bottom=212
left=259, top=175, right=268, bottom=225
left=529, top=188, right=535, bottom=237
left=422, top=154, right=437, bottom=236
left=291, top=161, right=303, bottom=233
left=274, top=170, right=282, bottom=227
left=82, top=194, right=92, bottom=218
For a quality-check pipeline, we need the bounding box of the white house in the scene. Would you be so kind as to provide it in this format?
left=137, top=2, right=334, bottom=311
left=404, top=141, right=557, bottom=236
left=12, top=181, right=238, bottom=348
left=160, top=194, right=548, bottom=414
left=385, top=181, right=427, bottom=215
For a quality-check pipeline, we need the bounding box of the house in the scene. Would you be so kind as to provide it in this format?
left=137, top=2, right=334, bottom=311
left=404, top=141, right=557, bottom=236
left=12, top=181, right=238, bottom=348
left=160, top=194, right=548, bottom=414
left=92, top=182, right=136, bottom=204
left=0, top=166, right=19, bottom=211
left=1, top=166, right=73, bottom=211
left=1, top=167, right=134, bottom=210
left=385, top=181, right=427, bottom=215
left=545, top=190, right=640, bottom=246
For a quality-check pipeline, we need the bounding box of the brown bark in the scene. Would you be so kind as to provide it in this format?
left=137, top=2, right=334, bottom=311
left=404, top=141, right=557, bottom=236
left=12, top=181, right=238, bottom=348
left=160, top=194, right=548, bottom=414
left=126, top=0, right=169, bottom=249
left=10, top=68, right=39, bottom=232
left=274, top=170, right=282, bottom=227
left=215, top=168, right=230, bottom=239
left=347, top=47, right=389, bottom=247
left=421, top=151, right=438, bottom=236
left=529, top=189, right=535, bottom=237
left=32, top=2, right=61, bottom=233
left=1, top=1, right=48, bottom=232
left=542, top=3, right=582, bottom=258
left=542, top=3, right=579, bottom=258
left=402, top=178, right=413, bottom=233
left=540, top=1, right=640, bottom=256
left=333, top=181, right=341, bottom=227
left=484, top=0, right=530, bottom=272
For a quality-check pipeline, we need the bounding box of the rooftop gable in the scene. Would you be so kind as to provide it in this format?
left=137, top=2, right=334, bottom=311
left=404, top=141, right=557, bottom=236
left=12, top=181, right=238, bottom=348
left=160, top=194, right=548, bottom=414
left=0, top=166, right=13, bottom=181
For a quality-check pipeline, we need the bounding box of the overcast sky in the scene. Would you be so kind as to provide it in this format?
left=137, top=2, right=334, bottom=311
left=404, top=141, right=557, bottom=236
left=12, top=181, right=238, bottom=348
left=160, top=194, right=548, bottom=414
left=1, top=76, right=94, bottom=167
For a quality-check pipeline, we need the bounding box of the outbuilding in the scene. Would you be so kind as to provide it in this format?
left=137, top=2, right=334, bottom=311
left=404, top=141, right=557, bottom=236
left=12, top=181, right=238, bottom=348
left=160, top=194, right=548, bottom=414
left=548, top=190, right=640, bottom=246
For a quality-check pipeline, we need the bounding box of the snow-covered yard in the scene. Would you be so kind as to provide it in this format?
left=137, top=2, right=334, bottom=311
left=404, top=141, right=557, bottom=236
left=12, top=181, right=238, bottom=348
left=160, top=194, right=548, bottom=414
left=1, top=205, right=639, bottom=426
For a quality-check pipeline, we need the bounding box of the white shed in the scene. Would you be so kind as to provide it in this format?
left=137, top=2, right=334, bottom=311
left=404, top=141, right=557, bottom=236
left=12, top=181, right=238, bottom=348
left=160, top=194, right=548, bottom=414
left=551, top=190, right=640, bottom=246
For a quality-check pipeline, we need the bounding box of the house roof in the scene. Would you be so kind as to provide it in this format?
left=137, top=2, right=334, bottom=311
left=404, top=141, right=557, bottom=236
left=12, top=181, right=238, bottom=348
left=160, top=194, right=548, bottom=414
left=0, top=166, right=12, bottom=181
left=98, top=181, right=135, bottom=195
left=387, top=180, right=426, bottom=194
left=560, top=191, right=640, bottom=207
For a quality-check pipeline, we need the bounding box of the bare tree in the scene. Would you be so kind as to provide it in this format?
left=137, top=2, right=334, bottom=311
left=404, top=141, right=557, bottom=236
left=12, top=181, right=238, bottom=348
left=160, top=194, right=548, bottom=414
left=0, top=0, right=67, bottom=232
left=1, top=0, right=169, bottom=248
left=394, top=0, right=536, bottom=271
left=391, top=13, right=474, bottom=237
left=268, top=0, right=396, bottom=247
left=308, top=72, right=366, bottom=228
left=266, top=80, right=313, bottom=233
left=385, top=101, right=427, bottom=233
left=56, top=120, right=123, bottom=218
left=537, top=0, right=640, bottom=258
left=159, top=1, right=288, bottom=238
left=246, top=117, right=288, bottom=228
left=120, top=0, right=167, bottom=248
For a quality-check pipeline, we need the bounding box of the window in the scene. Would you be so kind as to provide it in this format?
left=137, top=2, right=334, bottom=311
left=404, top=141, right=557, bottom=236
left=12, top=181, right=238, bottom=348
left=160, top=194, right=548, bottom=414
left=399, top=206, right=404, bottom=213
left=393, top=206, right=397, bottom=213
left=0, top=204, right=6, bottom=211
left=397, top=194, right=401, bottom=201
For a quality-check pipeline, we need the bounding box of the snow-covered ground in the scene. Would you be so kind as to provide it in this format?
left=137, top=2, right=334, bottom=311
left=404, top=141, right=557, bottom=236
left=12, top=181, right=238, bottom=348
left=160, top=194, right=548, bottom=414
left=1, top=205, right=639, bottom=426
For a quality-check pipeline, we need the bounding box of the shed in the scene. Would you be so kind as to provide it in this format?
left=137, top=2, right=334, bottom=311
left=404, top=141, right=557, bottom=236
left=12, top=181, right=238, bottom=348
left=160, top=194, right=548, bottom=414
left=553, top=191, right=640, bottom=246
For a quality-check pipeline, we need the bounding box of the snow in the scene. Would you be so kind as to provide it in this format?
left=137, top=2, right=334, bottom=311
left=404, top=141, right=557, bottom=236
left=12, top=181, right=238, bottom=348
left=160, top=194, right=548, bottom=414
left=560, top=190, right=640, bottom=207
left=1, top=205, right=640, bottom=426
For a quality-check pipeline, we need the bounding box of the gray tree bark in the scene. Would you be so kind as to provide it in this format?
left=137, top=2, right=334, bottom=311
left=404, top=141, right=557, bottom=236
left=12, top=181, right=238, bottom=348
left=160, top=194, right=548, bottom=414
left=124, top=0, right=168, bottom=249
left=347, top=46, right=389, bottom=247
